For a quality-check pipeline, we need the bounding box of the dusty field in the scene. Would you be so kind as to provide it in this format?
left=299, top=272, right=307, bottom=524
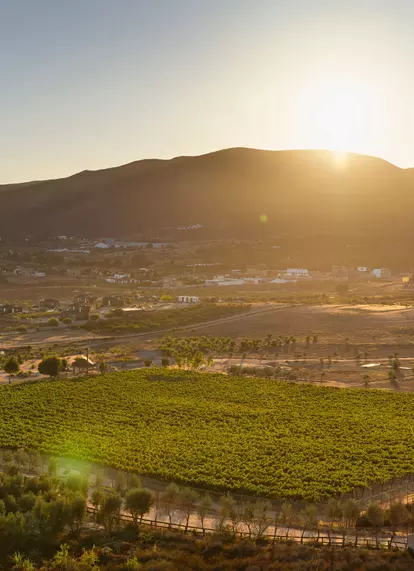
left=4, top=301, right=414, bottom=393
left=191, top=304, right=414, bottom=348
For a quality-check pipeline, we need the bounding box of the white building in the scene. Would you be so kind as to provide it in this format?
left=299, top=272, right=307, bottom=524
left=95, top=242, right=109, bottom=249
left=286, top=268, right=310, bottom=277
left=372, top=268, right=392, bottom=279
left=177, top=296, right=200, bottom=304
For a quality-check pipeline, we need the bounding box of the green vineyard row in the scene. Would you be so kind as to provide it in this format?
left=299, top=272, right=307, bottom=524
left=1, top=370, right=414, bottom=501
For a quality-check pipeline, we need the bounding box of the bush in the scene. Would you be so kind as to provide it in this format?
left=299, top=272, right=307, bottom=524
left=144, top=359, right=153, bottom=367
left=48, top=318, right=59, bottom=327
left=16, top=325, right=28, bottom=333
left=38, top=355, right=64, bottom=377
left=62, top=317, right=72, bottom=325
left=90, top=314, right=100, bottom=321
left=161, top=357, right=170, bottom=367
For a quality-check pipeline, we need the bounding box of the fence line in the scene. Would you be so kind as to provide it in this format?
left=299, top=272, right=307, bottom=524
left=85, top=506, right=408, bottom=551
left=1, top=448, right=413, bottom=550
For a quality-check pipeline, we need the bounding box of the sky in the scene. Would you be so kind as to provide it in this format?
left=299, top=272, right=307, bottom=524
left=1, top=0, right=414, bottom=183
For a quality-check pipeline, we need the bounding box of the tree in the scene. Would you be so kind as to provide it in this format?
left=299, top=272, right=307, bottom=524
left=99, top=492, right=122, bottom=534
left=388, top=502, right=409, bottom=547
left=242, top=502, right=255, bottom=539
left=125, top=488, right=153, bottom=524
left=91, top=488, right=103, bottom=519
left=4, top=356, right=19, bottom=383
left=38, top=356, right=62, bottom=378
left=190, top=351, right=205, bottom=371
left=362, top=373, right=370, bottom=389
left=48, top=457, right=58, bottom=477
left=301, top=504, right=318, bottom=543
left=253, top=499, right=271, bottom=538
left=48, top=318, right=59, bottom=327
left=68, top=493, right=86, bottom=533
left=197, top=494, right=213, bottom=536
left=326, top=498, right=343, bottom=545
left=178, top=487, right=199, bottom=533
left=388, top=369, right=398, bottom=387
left=99, top=361, right=107, bottom=375
left=280, top=501, right=294, bottom=540
left=342, top=499, right=360, bottom=546
left=366, top=502, right=384, bottom=547
left=160, top=483, right=180, bottom=529
left=219, top=494, right=241, bottom=535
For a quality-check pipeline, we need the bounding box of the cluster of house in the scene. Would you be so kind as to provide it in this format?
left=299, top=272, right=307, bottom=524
left=104, top=273, right=138, bottom=284
left=201, top=266, right=395, bottom=287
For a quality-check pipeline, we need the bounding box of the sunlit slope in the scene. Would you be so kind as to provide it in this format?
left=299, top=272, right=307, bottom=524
left=0, top=148, right=412, bottom=239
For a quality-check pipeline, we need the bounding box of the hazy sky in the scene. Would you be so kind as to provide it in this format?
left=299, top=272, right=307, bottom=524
left=1, top=0, right=413, bottom=182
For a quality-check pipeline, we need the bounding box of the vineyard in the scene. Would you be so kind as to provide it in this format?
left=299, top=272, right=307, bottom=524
left=1, top=370, right=414, bottom=500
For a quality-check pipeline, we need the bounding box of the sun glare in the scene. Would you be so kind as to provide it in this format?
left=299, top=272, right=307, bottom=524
left=297, top=74, right=377, bottom=156
left=332, top=151, right=348, bottom=168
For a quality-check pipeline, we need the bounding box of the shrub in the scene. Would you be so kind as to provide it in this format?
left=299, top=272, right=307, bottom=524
left=38, top=356, right=63, bottom=377
left=62, top=317, right=72, bottom=325
left=48, top=318, right=59, bottom=327
left=17, top=325, right=28, bottom=333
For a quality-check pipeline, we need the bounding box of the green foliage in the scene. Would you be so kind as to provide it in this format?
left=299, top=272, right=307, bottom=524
left=47, top=318, right=59, bottom=327
left=160, top=294, right=173, bottom=302
left=83, top=304, right=249, bottom=334
left=38, top=356, right=63, bottom=378
left=62, top=317, right=72, bottom=325
left=4, top=356, right=19, bottom=377
left=125, top=488, right=153, bottom=523
left=2, top=370, right=414, bottom=500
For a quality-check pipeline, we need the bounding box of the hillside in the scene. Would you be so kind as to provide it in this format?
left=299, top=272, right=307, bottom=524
left=1, top=148, right=413, bottom=240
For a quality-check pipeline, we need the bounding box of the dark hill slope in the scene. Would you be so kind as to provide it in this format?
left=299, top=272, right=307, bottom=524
left=1, top=148, right=412, bottom=239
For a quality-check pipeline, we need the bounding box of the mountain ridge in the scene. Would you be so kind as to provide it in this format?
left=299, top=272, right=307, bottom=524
left=0, top=147, right=413, bottom=240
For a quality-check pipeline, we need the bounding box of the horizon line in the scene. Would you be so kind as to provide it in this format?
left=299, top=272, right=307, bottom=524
left=1, top=147, right=411, bottom=186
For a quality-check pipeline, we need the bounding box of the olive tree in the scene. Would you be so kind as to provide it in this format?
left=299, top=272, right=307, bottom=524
left=125, top=488, right=153, bottom=524
left=366, top=502, right=384, bottom=547
left=197, top=494, right=213, bottom=536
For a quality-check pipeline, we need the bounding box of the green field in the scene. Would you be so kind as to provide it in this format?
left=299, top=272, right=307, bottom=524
left=1, top=370, right=414, bottom=500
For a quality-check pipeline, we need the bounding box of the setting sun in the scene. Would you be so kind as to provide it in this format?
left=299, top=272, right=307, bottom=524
left=297, top=74, right=379, bottom=154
